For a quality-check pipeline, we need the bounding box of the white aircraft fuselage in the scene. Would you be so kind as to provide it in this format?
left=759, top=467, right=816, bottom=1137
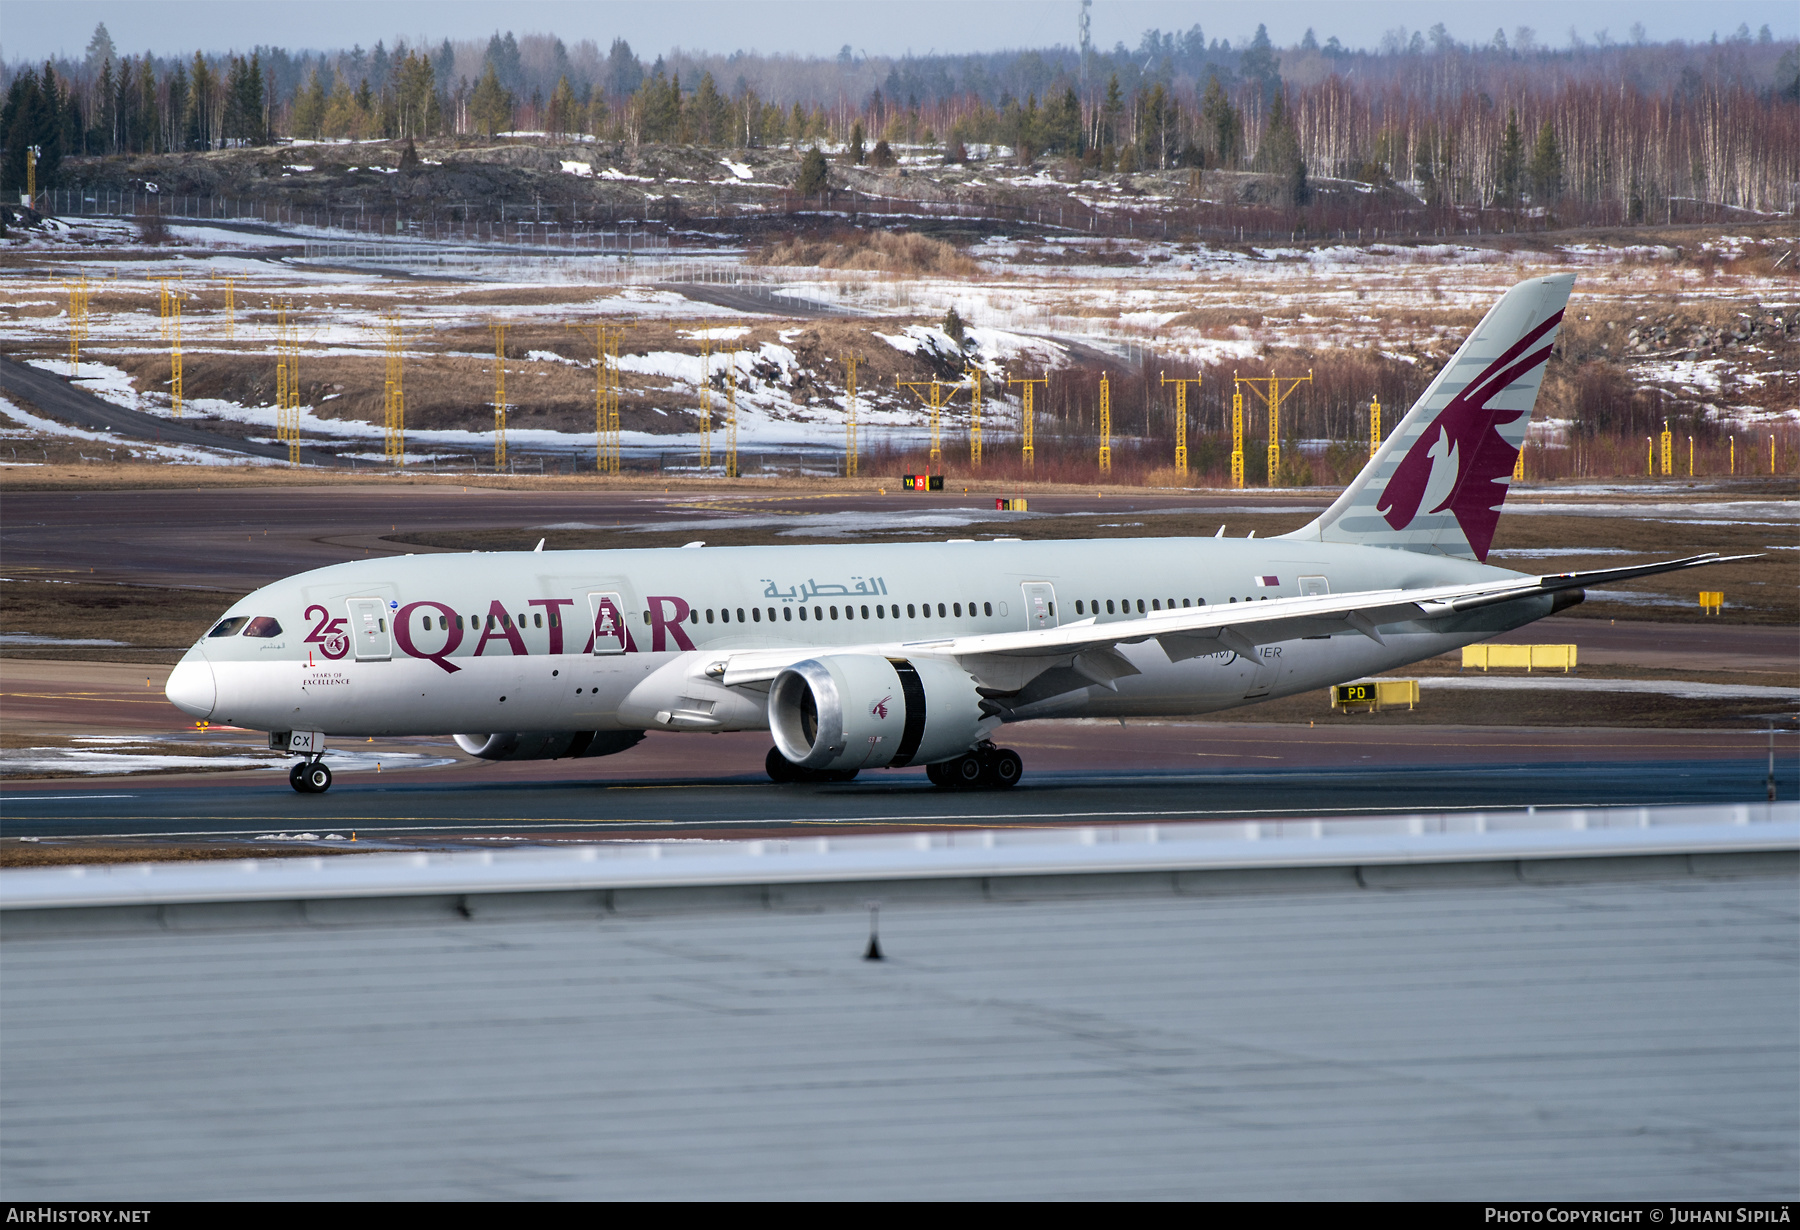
left=169, top=534, right=1543, bottom=740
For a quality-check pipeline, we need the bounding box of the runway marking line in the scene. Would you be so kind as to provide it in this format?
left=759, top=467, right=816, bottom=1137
left=3, top=691, right=176, bottom=705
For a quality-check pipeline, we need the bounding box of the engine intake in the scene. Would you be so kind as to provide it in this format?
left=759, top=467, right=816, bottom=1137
left=768, top=655, right=986, bottom=773
left=453, top=730, right=646, bottom=761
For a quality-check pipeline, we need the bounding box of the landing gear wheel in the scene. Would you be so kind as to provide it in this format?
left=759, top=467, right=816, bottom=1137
left=300, top=762, right=333, bottom=793
left=951, top=753, right=986, bottom=788
left=766, top=746, right=800, bottom=783
left=989, top=748, right=1023, bottom=789
left=925, top=761, right=954, bottom=787
left=289, top=762, right=308, bottom=792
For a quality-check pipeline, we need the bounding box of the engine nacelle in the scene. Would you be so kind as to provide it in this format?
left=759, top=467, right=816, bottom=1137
left=453, top=730, right=646, bottom=761
left=768, top=655, right=987, bottom=772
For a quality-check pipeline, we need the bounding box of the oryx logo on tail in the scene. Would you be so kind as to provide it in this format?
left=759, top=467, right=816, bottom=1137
left=1376, top=308, right=1563, bottom=559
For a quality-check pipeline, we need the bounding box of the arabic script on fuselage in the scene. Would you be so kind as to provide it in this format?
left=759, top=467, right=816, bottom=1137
left=760, top=576, right=888, bottom=602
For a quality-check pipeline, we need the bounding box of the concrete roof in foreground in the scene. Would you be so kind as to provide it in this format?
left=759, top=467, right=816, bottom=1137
left=3, top=801, right=1794, bottom=911
left=2, top=803, right=1794, bottom=1200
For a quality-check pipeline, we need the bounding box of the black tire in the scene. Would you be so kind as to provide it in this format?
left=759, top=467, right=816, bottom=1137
left=990, top=748, right=1023, bottom=789
left=765, top=746, right=796, bottom=782
left=952, top=753, right=985, bottom=788
left=303, top=762, right=333, bottom=793
left=289, top=762, right=310, bottom=793
left=925, top=761, right=953, bottom=787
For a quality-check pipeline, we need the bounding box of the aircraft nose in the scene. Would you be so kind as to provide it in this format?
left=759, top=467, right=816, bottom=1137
left=165, top=656, right=216, bottom=719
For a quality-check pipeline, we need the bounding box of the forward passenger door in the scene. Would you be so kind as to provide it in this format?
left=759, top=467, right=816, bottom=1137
left=588, top=592, right=629, bottom=655
left=1020, top=582, right=1059, bottom=631
left=345, top=597, right=393, bottom=661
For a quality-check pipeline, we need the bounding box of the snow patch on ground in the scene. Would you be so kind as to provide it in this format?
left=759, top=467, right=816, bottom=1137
left=0, top=392, right=276, bottom=466
left=560, top=160, right=594, bottom=178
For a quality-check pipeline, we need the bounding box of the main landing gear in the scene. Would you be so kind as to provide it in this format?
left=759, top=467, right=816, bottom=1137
left=925, top=744, right=1023, bottom=791
left=289, top=758, right=333, bottom=794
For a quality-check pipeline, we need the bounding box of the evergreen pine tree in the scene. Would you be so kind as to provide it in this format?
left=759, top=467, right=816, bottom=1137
left=1496, top=109, right=1524, bottom=203
left=470, top=63, right=511, bottom=136
left=292, top=69, right=326, bottom=139
left=796, top=145, right=829, bottom=195
left=1529, top=120, right=1562, bottom=202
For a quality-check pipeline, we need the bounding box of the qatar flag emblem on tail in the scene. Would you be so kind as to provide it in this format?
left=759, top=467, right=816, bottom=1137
left=1280, top=272, right=1574, bottom=562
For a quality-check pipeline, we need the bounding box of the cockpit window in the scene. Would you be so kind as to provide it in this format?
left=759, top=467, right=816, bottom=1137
left=208, top=617, right=249, bottom=638
left=242, top=616, right=283, bottom=638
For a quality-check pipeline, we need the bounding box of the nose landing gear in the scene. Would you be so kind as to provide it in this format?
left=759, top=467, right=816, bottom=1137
left=289, top=758, right=333, bottom=793
left=925, top=744, right=1023, bottom=790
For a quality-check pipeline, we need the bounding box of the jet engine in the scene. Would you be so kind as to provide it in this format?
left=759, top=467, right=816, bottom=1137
left=767, top=655, right=987, bottom=773
left=452, top=730, right=646, bottom=761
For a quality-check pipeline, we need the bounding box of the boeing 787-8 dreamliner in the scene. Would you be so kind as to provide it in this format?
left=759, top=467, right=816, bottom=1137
left=166, top=273, right=1737, bottom=793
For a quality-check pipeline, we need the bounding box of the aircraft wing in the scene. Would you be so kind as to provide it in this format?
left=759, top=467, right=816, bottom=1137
left=710, top=553, right=1751, bottom=692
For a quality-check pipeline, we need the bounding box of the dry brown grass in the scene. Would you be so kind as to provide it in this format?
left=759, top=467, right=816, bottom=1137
left=0, top=842, right=359, bottom=867
left=752, top=230, right=979, bottom=277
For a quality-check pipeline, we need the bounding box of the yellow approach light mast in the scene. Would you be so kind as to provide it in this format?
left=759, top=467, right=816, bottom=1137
left=1098, top=374, right=1111, bottom=473
left=65, top=274, right=90, bottom=376
left=570, top=320, right=628, bottom=474
left=724, top=345, right=740, bottom=479
left=1369, top=395, right=1382, bottom=458
left=894, top=377, right=964, bottom=471
left=382, top=310, right=405, bottom=466
left=1235, top=370, right=1311, bottom=486
left=1008, top=375, right=1047, bottom=470
left=275, top=299, right=301, bottom=465
left=489, top=322, right=509, bottom=473
left=965, top=366, right=983, bottom=468
left=214, top=274, right=237, bottom=341
left=151, top=277, right=181, bottom=341
left=1660, top=419, right=1673, bottom=477
left=697, top=336, right=713, bottom=471
left=1160, top=371, right=1201, bottom=476
left=842, top=355, right=860, bottom=478
left=1230, top=380, right=1245, bottom=488
left=169, top=293, right=183, bottom=418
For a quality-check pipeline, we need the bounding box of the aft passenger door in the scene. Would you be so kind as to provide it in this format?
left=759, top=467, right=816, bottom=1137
left=1020, top=582, right=1059, bottom=631
left=345, top=597, right=393, bottom=661
left=587, top=592, right=629, bottom=655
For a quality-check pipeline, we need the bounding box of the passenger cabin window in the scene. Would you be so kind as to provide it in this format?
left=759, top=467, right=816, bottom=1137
left=243, top=616, right=282, bottom=638
left=1105, top=600, right=1115, bottom=614
left=208, top=616, right=249, bottom=638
